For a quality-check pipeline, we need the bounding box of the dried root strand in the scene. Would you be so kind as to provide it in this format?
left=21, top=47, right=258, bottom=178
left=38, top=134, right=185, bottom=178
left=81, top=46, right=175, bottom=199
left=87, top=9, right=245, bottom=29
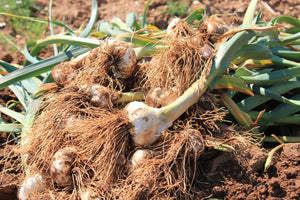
left=142, top=19, right=214, bottom=100
left=114, top=127, right=205, bottom=200
left=17, top=86, right=134, bottom=198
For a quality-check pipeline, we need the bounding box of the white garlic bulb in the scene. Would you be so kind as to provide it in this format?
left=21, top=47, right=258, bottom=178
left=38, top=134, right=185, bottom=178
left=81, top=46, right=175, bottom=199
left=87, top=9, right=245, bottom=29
left=184, top=129, right=204, bottom=158
left=89, top=84, right=120, bottom=107
left=167, top=18, right=180, bottom=35
left=103, top=38, right=137, bottom=79
left=125, top=101, right=172, bottom=146
left=50, top=147, right=76, bottom=187
left=147, top=87, right=177, bottom=107
left=80, top=188, right=100, bottom=200
left=130, top=149, right=152, bottom=167
left=18, top=173, right=45, bottom=200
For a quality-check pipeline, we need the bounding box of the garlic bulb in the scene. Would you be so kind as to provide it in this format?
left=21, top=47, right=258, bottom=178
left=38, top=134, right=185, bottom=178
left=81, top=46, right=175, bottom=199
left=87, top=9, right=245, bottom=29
left=18, top=173, right=45, bottom=200
left=58, top=114, right=84, bottom=130
left=201, top=43, right=214, bottom=58
left=80, top=188, right=100, bottom=200
left=130, top=149, right=152, bottom=167
left=167, top=18, right=180, bottom=35
left=88, top=84, right=120, bottom=107
left=204, top=15, right=230, bottom=43
left=125, top=102, right=172, bottom=146
left=50, top=147, right=76, bottom=187
left=51, top=62, right=76, bottom=86
left=116, top=153, right=127, bottom=166
left=184, top=129, right=204, bottom=158
left=206, top=16, right=229, bottom=35
left=52, top=38, right=136, bottom=87
left=103, top=38, right=137, bottom=79
left=146, top=87, right=177, bottom=107
left=51, top=51, right=88, bottom=87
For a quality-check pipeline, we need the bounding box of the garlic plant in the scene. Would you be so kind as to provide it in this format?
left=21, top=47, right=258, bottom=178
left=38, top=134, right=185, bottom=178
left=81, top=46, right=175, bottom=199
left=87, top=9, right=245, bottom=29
left=126, top=79, right=207, bottom=146
left=126, top=28, right=255, bottom=146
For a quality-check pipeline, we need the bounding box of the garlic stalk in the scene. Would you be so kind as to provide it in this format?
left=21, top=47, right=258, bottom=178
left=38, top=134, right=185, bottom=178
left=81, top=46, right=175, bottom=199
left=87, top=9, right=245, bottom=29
left=126, top=78, right=207, bottom=146
left=126, top=30, right=255, bottom=146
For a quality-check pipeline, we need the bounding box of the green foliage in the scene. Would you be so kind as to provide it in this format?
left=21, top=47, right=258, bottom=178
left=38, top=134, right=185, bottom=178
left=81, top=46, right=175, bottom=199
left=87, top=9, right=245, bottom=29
left=0, top=0, right=36, bottom=16
left=0, top=0, right=46, bottom=42
left=164, top=0, right=190, bottom=17
left=211, top=0, right=300, bottom=139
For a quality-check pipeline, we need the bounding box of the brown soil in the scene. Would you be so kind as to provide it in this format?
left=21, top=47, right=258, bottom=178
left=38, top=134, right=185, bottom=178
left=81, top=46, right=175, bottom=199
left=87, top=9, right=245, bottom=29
left=0, top=0, right=299, bottom=199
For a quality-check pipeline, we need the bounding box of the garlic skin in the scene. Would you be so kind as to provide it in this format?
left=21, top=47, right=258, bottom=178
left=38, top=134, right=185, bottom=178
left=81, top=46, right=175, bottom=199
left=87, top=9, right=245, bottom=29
left=50, top=147, right=76, bottom=187
left=130, top=149, right=152, bottom=167
left=125, top=102, right=172, bottom=146
left=18, top=173, right=45, bottom=200
left=104, top=38, right=137, bottom=79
